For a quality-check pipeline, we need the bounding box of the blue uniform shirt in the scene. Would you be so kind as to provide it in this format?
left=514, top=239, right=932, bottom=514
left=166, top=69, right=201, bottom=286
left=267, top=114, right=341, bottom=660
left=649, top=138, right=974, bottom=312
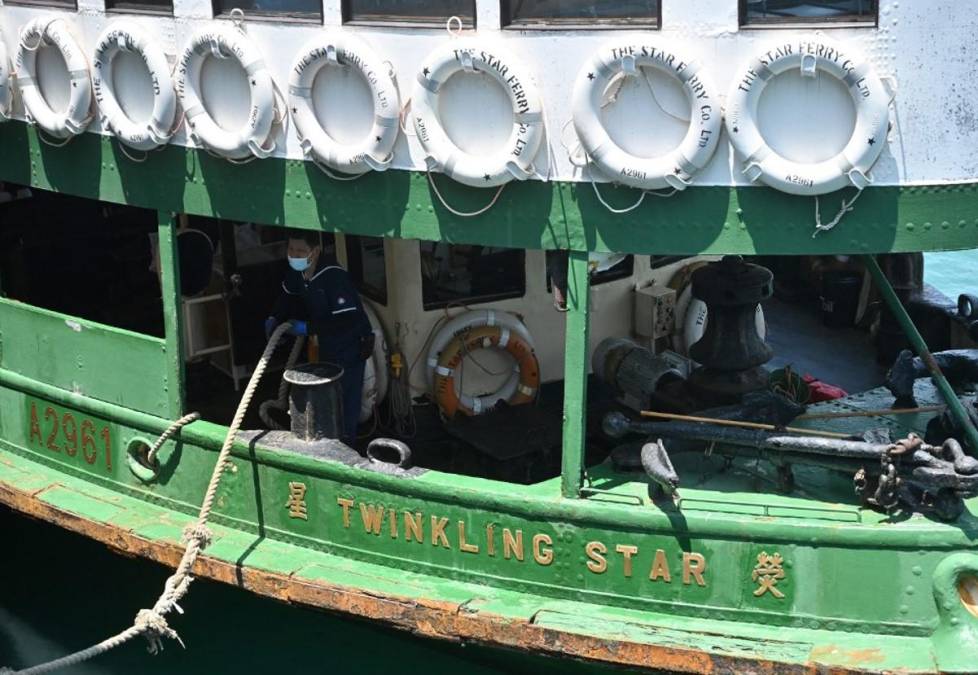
left=272, top=257, right=372, bottom=357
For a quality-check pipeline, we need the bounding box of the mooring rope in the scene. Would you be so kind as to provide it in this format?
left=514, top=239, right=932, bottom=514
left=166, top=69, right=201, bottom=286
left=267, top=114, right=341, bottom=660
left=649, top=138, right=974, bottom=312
left=1, top=322, right=294, bottom=675
left=258, top=334, right=305, bottom=429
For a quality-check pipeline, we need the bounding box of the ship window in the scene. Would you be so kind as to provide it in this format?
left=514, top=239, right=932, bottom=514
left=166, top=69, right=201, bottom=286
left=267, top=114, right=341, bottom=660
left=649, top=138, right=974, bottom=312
left=343, top=0, right=475, bottom=27
left=106, top=0, right=171, bottom=14
left=0, top=185, right=163, bottom=336
left=213, top=0, right=321, bottom=21
left=346, top=235, right=388, bottom=305
left=420, top=242, right=525, bottom=310
left=502, top=0, right=659, bottom=28
left=740, top=0, right=877, bottom=26
left=3, top=0, right=75, bottom=8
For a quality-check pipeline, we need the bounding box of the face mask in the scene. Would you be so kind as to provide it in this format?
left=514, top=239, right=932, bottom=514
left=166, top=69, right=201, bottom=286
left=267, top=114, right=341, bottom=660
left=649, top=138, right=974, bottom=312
left=288, top=255, right=311, bottom=272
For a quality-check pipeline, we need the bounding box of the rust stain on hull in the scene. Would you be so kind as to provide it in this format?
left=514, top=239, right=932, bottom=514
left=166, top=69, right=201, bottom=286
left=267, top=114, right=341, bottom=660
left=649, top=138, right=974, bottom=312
left=0, top=482, right=883, bottom=675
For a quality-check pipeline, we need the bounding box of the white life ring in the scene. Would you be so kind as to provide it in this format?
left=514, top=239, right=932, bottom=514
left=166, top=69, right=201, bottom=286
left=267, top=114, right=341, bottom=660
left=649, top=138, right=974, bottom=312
left=16, top=18, right=92, bottom=139
left=426, top=309, right=535, bottom=415
left=290, top=34, right=400, bottom=175
left=412, top=39, right=545, bottom=188
left=678, top=287, right=766, bottom=357
left=725, top=38, right=891, bottom=196
left=176, top=24, right=277, bottom=160
left=0, top=35, right=12, bottom=121
left=93, top=22, right=177, bottom=152
left=360, top=301, right=389, bottom=423
left=572, top=42, right=722, bottom=191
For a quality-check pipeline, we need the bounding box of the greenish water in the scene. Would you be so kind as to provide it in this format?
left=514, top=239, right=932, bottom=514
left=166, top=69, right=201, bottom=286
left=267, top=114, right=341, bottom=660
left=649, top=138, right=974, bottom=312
left=0, top=507, right=514, bottom=674
left=924, top=250, right=978, bottom=300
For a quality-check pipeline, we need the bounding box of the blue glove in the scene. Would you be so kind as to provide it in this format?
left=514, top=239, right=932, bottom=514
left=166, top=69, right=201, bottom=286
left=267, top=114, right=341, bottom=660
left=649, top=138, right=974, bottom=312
left=288, top=320, right=308, bottom=337
left=264, top=316, right=278, bottom=339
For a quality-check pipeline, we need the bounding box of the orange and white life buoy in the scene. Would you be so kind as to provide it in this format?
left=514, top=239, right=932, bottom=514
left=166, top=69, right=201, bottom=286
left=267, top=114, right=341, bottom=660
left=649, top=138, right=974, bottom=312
left=433, top=325, right=540, bottom=418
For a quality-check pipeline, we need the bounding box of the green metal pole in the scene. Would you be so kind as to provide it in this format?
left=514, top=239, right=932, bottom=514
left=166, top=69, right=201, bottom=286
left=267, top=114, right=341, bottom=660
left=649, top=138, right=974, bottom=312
left=157, top=211, right=185, bottom=419
left=561, top=250, right=590, bottom=498
left=863, top=255, right=978, bottom=453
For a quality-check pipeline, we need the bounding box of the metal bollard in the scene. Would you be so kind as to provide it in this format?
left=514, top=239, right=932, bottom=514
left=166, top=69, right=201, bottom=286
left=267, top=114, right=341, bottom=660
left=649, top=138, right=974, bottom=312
left=284, top=362, right=345, bottom=442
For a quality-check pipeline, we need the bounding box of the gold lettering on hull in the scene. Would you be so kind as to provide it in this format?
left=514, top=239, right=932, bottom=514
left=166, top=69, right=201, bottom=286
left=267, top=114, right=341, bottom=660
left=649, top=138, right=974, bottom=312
left=286, top=482, right=308, bottom=520
left=752, top=552, right=786, bottom=598
left=649, top=549, right=671, bottom=583
left=329, top=498, right=711, bottom=581
left=585, top=541, right=607, bottom=573
left=458, top=521, right=479, bottom=554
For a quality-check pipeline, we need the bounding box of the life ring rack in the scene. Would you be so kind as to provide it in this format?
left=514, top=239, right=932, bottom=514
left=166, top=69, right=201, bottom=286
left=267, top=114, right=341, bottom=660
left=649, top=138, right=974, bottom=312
left=0, top=34, right=12, bottom=121
left=572, top=42, right=723, bottom=191
left=412, top=38, right=545, bottom=188
left=289, top=34, right=400, bottom=177
left=15, top=17, right=93, bottom=140
left=93, top=21, right=178, bottom=153
left=433, top=325, right=541, bottom=418
left=725, top=37, right=892, bottom=196
left=176, top=22, right=279, bottom=161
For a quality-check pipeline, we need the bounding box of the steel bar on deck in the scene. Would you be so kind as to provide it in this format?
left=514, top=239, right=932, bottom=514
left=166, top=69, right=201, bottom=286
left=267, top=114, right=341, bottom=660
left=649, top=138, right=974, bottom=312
left=158, top=211, right=186, bottom=419
left=863, top=254, right=978, bottom=453
left=561, top=250, right=590, bottom=498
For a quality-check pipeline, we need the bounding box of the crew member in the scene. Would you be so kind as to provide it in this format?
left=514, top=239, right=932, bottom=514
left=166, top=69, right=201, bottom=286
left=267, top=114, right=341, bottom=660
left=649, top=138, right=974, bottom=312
left=265, top=229, right=373, bottom=445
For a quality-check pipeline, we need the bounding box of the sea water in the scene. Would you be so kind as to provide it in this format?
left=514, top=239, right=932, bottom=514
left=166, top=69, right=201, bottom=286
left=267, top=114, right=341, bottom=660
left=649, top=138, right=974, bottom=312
left=924, top=250, right=978, bottom=300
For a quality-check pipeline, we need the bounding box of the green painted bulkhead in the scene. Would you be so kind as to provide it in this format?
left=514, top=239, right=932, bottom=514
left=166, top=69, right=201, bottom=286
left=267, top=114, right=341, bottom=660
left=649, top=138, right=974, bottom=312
left=3, top=120, right=978, bottom=672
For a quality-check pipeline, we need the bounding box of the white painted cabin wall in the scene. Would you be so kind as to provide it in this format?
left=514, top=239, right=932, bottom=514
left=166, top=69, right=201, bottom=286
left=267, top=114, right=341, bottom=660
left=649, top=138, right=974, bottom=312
left=337, top=232, right=699, bottom=395
left=1, top=1, right=976, bottom=185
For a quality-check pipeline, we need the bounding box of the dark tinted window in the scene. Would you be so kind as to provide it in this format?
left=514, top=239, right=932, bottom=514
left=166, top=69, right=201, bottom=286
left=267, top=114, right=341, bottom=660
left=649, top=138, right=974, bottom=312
left=741, top=0, right=876, bottom=25
left=343, top=0, right=475, bottom=26
left=346, top=235, right=388, bottom=305
left=213, top=0, right=320, bottom=19
left=503, top=0, right=659, bottom=27
left=421, top=242, right=525, bottom=310
left=106, top=0, right=171, bottom=13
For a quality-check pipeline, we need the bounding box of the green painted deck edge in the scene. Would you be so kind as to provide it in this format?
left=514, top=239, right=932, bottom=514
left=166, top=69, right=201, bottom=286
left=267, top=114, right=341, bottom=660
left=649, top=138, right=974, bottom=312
left=0, top=445, right=958, bottom=673
left=4, top=365, right=978, bottom=551
left=2, top=122, right=978, bottom=255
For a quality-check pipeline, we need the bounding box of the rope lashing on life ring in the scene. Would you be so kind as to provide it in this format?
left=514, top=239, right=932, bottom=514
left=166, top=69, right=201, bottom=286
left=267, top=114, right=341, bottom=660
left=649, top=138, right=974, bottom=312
left=175, top=21, right=278, bottom=161
left=289, top=33, right=400, bottom=177
left=93, top=21, right=178, bottom=152
left=572, top=42, right=723, bottom=192
left=433, top=325, right=540, bottom=418
left=412, top=38, right=545, bottom=188
left=0, top=34, right=12, bottom=121
left=15, top=17, right=93, bottom=139
left=725, top=38, right=892, bottom=197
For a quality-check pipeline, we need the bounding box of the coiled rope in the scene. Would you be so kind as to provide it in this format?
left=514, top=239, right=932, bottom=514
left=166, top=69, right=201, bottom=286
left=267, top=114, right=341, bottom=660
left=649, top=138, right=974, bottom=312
left=1, top=322, right=293, bottom=675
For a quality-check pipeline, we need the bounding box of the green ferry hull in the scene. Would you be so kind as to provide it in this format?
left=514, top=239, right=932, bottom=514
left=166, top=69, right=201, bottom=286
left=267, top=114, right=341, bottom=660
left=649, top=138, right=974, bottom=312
left=2, top=368, right=977, bottom=674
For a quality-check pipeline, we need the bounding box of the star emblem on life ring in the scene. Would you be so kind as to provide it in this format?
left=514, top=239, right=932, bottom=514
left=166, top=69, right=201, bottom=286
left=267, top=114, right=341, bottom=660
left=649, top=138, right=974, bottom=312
left=250, top=79, right=256, bottom=86
left=375, top=136, right=382, bottom=142
left=674, top=168, right=682, bottom=175
left=868, top=137, right=876, bottom=145
left=587, top=72, right=595, bottom=80
left=484, top=174, right=492, bottom=181
left=423, top=67, right=430, bottom=77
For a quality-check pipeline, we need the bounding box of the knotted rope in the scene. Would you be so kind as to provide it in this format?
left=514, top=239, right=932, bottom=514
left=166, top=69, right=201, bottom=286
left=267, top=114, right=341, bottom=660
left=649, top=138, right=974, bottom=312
left=3, top=322, right=293, bottom=674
